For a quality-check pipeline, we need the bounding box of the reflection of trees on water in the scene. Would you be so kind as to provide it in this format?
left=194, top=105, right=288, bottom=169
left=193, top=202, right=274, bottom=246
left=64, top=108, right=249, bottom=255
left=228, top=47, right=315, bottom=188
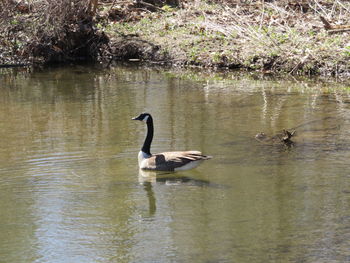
left=256, top=86, right=350, bottom=156
left=260, top=85, right=350, bottom=127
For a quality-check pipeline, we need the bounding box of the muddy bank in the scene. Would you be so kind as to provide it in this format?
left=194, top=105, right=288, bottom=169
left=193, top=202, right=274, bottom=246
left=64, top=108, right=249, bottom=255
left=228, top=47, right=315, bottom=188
left=109, top=36, right=168, bottom=62
left=1, top=0, right=350, bottom=78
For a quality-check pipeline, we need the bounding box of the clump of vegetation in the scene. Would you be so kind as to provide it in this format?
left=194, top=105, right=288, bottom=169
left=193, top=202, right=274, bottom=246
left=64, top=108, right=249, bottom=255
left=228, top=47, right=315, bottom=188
left=25, top=0, right=109, bottom=63
left=0, top=0, right=108, bottom=65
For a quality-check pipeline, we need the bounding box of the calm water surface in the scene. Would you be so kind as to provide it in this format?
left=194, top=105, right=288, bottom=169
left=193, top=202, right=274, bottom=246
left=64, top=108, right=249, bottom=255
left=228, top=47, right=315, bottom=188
left=0, top=65, right=349, bottom=263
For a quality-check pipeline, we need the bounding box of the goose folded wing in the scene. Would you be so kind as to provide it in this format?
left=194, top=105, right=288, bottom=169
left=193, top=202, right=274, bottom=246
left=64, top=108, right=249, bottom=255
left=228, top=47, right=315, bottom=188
left=148, top=151, right=209, bottom=171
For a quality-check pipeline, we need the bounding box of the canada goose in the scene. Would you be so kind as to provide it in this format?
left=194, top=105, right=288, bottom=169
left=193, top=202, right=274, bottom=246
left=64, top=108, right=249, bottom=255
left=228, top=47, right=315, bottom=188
left=132, top=113, right=212, bottom=171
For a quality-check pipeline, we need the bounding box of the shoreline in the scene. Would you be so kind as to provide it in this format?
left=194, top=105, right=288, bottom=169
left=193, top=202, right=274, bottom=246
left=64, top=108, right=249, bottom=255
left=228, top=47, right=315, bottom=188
left=1, top=1, right=350, bottom=79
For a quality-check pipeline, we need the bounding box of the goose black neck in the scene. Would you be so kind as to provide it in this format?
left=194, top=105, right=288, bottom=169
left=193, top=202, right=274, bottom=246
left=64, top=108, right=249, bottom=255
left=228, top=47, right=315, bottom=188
left=142, top=116, right=153, bottom=155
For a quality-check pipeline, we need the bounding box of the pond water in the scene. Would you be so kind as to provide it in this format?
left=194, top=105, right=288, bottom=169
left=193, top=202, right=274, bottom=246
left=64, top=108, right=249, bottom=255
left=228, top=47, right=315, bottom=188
left=0, top=65, right=349, bottom=263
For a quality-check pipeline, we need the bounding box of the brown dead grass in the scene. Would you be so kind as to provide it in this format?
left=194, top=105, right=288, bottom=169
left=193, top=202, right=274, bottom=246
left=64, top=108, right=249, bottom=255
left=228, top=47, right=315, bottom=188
left=0, top=0, right=108, bottom=65
left=105, top=0, right=350, bottom=77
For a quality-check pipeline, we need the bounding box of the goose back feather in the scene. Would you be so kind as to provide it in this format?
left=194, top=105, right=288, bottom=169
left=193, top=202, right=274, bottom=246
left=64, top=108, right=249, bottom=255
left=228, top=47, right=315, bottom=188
left=139, top=150, right=212, bottom=171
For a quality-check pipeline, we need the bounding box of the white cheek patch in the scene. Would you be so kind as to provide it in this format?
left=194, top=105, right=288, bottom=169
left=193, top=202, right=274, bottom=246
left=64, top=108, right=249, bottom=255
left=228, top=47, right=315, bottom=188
left=142, top=115, right=149, bottom=122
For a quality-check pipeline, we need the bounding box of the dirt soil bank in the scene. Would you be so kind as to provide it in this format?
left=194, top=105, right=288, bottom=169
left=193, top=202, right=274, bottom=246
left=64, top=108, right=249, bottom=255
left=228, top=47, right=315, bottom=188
left=1, top=0, right=350, bottom=78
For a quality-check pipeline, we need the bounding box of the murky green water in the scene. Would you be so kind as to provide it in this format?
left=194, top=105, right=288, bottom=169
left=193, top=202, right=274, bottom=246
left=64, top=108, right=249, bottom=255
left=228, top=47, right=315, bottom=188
left=0, top=65, right=349, bottom=263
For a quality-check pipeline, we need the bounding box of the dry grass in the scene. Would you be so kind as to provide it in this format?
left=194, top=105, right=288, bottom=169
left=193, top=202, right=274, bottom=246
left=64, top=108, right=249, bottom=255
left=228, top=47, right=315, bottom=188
left=1, top=0, right=350, bottom=77
left=106, top=0, right=350, bottom=76
left=0, top=0, right=107, bottom=65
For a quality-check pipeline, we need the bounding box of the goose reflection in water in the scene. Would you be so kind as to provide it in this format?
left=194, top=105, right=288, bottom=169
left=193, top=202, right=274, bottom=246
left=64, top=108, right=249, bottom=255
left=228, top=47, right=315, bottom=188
left=138, top=169, right=212, bottom=186
left=138, top=169, right=216, bottom=217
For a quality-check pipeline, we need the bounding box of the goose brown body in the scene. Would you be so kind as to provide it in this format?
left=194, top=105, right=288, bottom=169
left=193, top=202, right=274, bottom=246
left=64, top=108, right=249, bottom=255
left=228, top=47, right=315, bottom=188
left=133, top=113, right=212, bottom=171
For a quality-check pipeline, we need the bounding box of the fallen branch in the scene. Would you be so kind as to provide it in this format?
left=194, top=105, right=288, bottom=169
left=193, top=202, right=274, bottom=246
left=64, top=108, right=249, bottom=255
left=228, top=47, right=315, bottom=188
left=136, top=0, right=165, bottom=12
left=320, top=15, right=350, bottom=34
left=328, top=28, right=350, bottom=34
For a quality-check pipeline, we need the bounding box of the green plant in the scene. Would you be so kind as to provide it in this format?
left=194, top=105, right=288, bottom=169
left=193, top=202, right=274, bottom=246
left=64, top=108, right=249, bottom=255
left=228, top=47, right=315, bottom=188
left=211, top=52, right=222, bottom=63
left=10, top=19, right=19, bottom=25
left=188, top=46, right=201, bottom=62
left=161, top=5, right=174, bottom=12
left=344, top=46, right=350, bottom=56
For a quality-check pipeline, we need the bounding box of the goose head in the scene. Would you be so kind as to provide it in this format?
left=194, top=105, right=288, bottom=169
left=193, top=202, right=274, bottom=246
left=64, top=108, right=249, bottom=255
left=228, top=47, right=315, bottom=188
left=132, top=112, right=151, bottom=122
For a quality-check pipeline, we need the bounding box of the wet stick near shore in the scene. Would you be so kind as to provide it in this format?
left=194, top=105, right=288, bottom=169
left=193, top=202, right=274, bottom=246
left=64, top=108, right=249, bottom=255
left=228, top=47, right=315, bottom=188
left=1, top=0, right=350, bottom=78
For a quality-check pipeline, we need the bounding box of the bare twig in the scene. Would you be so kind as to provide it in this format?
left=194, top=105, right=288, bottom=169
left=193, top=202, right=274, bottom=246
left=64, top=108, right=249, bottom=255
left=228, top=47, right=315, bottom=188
left=328, top=28, right=350, bottom=34
left=320, top=15, right=332, bottom=29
